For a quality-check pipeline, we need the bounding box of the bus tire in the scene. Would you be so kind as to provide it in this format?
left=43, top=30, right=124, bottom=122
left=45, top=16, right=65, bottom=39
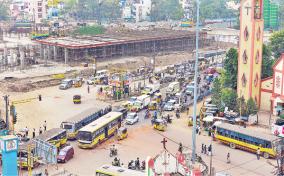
left=229, top=143, right=236, bottom=149
left=263, top=152, right=269, bottom=159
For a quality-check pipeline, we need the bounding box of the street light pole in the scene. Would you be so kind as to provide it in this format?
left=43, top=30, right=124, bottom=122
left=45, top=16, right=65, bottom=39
left=192, top=0, right=200, bottom=164
left=3, top=95, right=9, bottom=130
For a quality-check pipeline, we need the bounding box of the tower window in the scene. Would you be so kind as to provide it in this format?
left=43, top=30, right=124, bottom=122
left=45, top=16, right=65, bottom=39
left=257, top=27, right=261, bottom=41
left=255, top=50, right=260, bottom=64
left=243, top=50, right=248, bottom=64
left=242, top=73, right=247, bottom=87
left=244, top=27, right=249, bottom=41
left=255, top=96, right=258, bottom=104
left=254, top=73, right=259, bottom=87
left=254, top=0, right=261, bottom=19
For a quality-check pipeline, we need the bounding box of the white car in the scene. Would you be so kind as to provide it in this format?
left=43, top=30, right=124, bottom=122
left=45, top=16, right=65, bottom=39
left=86, top=77, right=95, bottom=85
left=126, top=112, right=139, bottom=125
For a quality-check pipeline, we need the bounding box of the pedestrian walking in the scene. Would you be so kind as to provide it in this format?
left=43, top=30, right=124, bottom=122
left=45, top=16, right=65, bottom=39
left=24, top=126, right=29, bottom=137
left=178, top=143, right=183, bottom=153
left=201, top=143, right=204, bottom=154
left=87, top=85, right=90, bottom=94
left=43, top=120, right=47, bottom=131
left=186, top=107, right=189, bottom=115
left=32, top=128, right=36, bottom=138
left=208, top=144, right=212, bottom=156
left=204, top=145, right=207, bottom=155
left=227, top=152, right=230, bottom=163
left=256, top=148, right=260, bottom=160
left=39, top=127, right=43, bottom=135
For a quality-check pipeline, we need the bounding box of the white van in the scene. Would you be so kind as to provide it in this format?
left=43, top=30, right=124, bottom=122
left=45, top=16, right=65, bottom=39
left=166, top=82, right=180, bottom=95
left=96, top=70, right=108, bottom=77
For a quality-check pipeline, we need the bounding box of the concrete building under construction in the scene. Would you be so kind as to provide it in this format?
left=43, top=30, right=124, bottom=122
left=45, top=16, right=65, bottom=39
left=35, top=29, right=212, bottom=64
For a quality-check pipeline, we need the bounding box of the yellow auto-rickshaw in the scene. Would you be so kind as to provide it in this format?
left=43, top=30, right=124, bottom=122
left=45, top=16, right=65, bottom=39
left=148, top=101, right=157, bottom=110
left=73, top=95, right=81, bottom=104
left=153, top=119, right=166, bottom=131
left=74, top=78, right=83, bottom=88
left=188, top=116, right=193, bottom=126
left=154, top=93, right=162, bottom=104
left=117, top=127, right=128, bottom=140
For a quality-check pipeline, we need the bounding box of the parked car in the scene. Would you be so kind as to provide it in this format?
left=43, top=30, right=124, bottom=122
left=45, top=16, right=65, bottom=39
left=57, top=146, right=74, bottom=163
left=126, top=112, right=139, bottom=125
left=163, top=100, right=176, bottom=111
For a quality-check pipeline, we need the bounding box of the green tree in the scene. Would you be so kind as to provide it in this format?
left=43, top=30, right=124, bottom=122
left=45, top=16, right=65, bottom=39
left=246, top=97, right=258, bottom=115
left=211, top=78, right=222, bottom=110
left=237, top=96, right=247, bottom=116
left=71, top=0, right=121, bottom=22
left=0, top=1, right=8, bottom=21
left=221, top=88, right=238, bottom=112
left=261, top=44, right=275, bottom=79
left=223, top=48, right=238, bottom=89
left=198, top=0, right=237, bottom=22
left=269, top=30, right=284, bottom=59
left=151, top=0, right=184, bottom=21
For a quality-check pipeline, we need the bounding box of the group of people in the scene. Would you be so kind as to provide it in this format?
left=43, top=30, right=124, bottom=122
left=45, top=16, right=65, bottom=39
left=128, top=157, right=145, bottom=170
left=201, top=143, right=212, bottom=156
left=23, top=120, right=47, bottom=139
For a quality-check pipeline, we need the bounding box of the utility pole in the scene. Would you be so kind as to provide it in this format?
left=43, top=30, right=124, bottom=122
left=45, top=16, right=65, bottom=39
left=191, top=0, right=200, bottom=164
left=153, top=42, right=156, bottom=72
left=3, top=95, right=9, bottom=130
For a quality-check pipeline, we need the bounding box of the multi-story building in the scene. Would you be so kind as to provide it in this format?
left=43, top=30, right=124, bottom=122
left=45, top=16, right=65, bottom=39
left=179, top=0, right=194, bottom=19
left=131, top=0, right=151, bottom=22
left=237, top=0, right=264, bottom=107
left=27, top=0, right=48, bottom=24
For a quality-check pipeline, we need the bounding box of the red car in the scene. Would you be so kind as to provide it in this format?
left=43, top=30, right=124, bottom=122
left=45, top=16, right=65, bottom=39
left=57, top=146, right=74, bottom=163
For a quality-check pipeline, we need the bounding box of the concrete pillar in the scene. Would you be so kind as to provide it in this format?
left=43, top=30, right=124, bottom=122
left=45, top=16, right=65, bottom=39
left=20, top=46, right=25, bottom=70
left=48, top=45, right=52, bottom=61
left=40, top=44, right=44, bottom=60
left=64, top=48, right=68, bottom=64
left=43, top=47, right=47, bottom=65
left=53, top=46, right=57, bottom=60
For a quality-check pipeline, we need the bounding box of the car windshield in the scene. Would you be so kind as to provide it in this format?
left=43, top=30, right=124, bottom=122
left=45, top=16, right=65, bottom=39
left=127, top=114, right=136, bottom=119
left=63, top=124, right=73, bottom=130
left=59, top=150, right=67, bottom=156
left=166, top=102, right=173, bottom=106
left=129, top=97, right=136, bottom=102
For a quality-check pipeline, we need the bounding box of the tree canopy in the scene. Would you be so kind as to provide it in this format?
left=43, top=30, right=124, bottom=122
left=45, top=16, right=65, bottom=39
left=269, top=30, right=284, bottom=59
left=150, top=0, right=184, bottom=21
left=222, top=48, right=238, bottom=89
left=70, top=0, right=121, bottom=22
left=261, top=44, right=274, bottom=79
left=0, top=1, right=9, bottom=21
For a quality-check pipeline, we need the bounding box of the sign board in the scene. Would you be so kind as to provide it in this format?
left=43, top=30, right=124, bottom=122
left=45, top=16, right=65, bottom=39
left=33, top=138, right=57, bottom=164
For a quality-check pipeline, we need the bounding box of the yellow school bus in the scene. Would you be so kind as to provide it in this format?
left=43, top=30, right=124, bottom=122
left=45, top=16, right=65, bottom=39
left=214, top=123, right=281, bottom=159
left=77, top=112, right=123, bottom=149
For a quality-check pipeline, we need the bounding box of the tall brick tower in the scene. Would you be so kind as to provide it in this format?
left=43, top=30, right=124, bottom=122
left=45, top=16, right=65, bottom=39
left=237, top=0, right=264, bottom=106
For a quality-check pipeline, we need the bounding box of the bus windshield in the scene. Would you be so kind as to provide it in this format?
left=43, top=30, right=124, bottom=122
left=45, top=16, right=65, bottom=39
left=62, top=123, right=73, bottom=130
left=78, top=131, right=92, bottom=141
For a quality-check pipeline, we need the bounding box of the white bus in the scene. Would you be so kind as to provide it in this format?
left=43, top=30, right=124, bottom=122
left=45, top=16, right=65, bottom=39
left=96, top=165, right=145, bottom=176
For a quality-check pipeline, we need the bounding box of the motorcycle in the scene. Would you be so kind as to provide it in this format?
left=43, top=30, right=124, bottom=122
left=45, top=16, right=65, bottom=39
left=128, top=160, right=136, bottom=170
left=140, top=161, right=145, bottom=170
left=112, top=158, right=121, bottom=167
left=110, top=148, right=117, bottom=157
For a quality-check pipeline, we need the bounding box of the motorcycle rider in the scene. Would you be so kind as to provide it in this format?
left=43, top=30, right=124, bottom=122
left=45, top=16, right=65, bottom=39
left=112, top=157, right=120, bottom=166
left=128, top=160, right=135, bottom=169
left=110, top=145, right=117, bottom=156
left=135, top=157, right=140, bottom=170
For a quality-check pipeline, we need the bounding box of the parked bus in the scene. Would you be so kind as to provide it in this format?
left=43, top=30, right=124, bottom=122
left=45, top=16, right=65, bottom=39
left=77, top=112, right=123, bottom=149
left=272, top=118, right=284, bottom=137
left=36, top=128, right=67, bottom=148
left=214, top=123, right=281, bottom=158
left=61, top=104, right=112, bottom=139
left=95, top=165, right=145, bottom=176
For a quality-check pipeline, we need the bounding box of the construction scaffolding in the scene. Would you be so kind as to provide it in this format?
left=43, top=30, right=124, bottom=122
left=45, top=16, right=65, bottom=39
left=35, top=29, right=212, bottom=64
